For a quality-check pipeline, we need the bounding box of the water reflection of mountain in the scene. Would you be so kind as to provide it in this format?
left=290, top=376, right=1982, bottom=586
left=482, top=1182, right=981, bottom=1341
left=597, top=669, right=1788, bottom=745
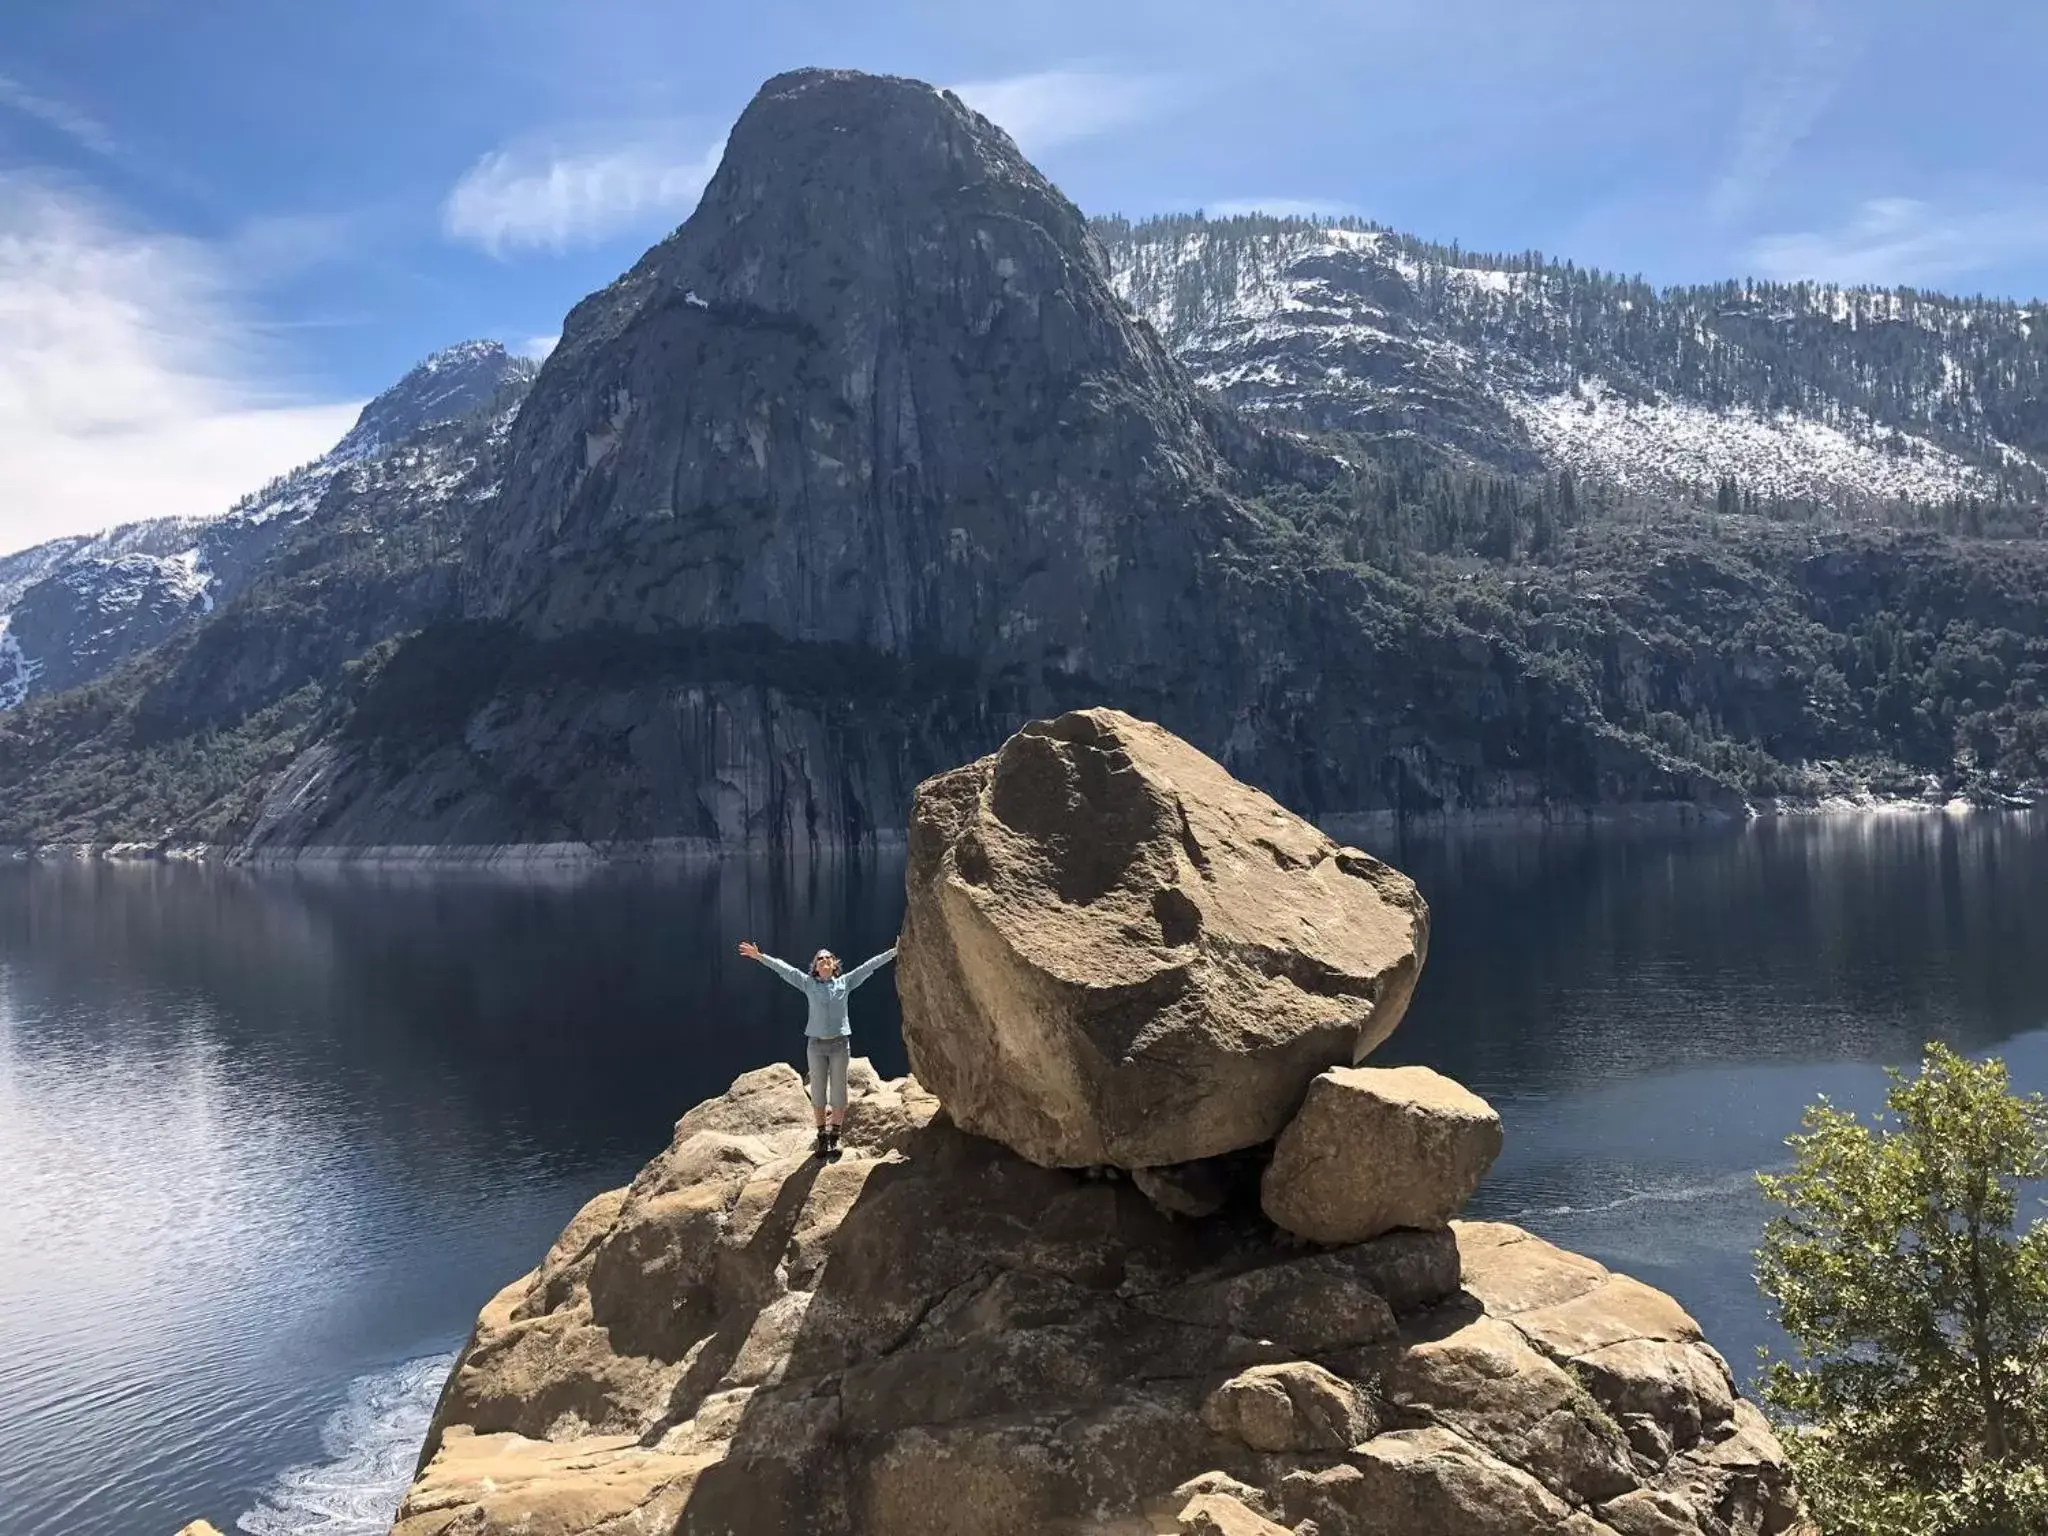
left=1370, top=812, right=2048, bottom=1095
left=1, top=820, right=2042, bottom=1536
left=0, top=854, right=911, bottom=1168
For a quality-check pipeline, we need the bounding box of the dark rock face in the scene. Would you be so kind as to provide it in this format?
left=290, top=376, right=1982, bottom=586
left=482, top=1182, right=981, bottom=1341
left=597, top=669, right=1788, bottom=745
left=470, top=69, right=1236, bottom=659
left=248, top=68, right=1722, bottom=856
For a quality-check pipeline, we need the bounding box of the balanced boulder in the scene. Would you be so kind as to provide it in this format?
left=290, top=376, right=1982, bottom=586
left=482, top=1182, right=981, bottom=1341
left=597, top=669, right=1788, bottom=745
left=896, top=708, right=1429, bottom=1168
left=1262, top=1065, right=1504, bottom=1243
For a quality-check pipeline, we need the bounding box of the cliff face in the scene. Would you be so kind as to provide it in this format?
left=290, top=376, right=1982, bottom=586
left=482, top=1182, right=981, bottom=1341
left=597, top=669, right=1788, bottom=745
left=468, top=69, right=1235, bottom=657
left=242, top=69, right=1722, bottom=858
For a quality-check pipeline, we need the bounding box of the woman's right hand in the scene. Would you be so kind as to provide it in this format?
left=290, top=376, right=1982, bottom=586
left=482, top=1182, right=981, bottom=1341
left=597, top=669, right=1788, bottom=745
left=738, top=941, right=761, bottom=960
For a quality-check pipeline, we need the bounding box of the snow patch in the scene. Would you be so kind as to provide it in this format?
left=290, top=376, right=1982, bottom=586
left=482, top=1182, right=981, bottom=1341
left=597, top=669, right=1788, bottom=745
left=172, top=548, right=216, bottom=613
left=52, top=551, right=214, bottom=618
left=227, top=461, right=345, bottom=528
left=1507, top=377, right=1990, bottom=505
left=0, top=615, right=38, bottom=711
left=1101, top=217, right=2042, bottom=504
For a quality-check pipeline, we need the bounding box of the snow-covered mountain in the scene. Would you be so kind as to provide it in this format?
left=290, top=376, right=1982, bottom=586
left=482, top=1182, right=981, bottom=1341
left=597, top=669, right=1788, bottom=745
left=3, top=552, right=213, bottom=701
left=1097, top=215, right=2048, bottom=511
left=0, top=517, right=213, bottom=613
left=329, top=339, right=537, bottom=464
left=0, top=341, right=535, bottom=712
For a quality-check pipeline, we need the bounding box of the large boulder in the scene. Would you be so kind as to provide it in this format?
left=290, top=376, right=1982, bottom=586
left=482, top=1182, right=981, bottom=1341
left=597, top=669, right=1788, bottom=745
left=394, top=1065, right=1803, bottom=1536
left=1261, top=1065, right=1504, bottom=1243
left=896, top=708, right=1429, bottom=1168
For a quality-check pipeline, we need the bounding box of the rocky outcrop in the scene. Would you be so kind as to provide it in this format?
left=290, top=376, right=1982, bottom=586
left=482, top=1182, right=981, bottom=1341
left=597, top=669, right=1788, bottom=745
left=395, top=1063, right=1801, bottom=1536
left=895, top=709, right=1428, bottom=1168
left=390, top=711, right=1799, bottom=1534
left=1261, top=1065, right=1504, bottom=1243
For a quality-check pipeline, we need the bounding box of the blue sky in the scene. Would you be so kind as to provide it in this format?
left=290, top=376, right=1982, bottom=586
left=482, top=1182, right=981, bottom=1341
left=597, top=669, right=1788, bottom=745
left=3, top=0, right=2045, bottom=549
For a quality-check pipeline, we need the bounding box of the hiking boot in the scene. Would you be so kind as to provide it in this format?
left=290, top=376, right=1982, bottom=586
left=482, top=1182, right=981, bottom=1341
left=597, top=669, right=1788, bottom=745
left=825, top=1125, right=842, bottom=1159
left=813, top=1128, right=831, bottom=1159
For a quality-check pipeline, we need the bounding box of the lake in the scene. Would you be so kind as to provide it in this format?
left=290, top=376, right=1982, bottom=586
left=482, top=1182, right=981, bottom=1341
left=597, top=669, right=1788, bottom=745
left=2, top=814, right=2045, bottom=1536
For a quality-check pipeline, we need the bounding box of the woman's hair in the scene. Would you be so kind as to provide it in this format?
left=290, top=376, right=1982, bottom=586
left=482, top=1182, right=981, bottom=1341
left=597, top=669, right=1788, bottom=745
left=812, top=949, right=837, bottom=968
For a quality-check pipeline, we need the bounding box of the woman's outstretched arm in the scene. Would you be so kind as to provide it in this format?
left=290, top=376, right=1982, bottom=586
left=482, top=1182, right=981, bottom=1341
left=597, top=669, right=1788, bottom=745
left=841, top=946, right=899, bottom=990
left=738, top=941, right=810, bottom=989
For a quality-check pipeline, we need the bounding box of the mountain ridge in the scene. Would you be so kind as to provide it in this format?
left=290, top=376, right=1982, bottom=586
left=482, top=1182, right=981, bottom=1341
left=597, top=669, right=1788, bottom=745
left=1097, top=213, right=2048, bottom=515
left=222, top=68, right=1718, bottom=858
left=0, top=341, right=536, bottom=715
left=3, top=71, right=2046, bottom=857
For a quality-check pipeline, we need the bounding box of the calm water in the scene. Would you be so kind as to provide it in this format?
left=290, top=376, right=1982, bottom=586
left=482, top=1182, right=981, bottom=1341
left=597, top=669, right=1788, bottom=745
left=2, top=815, right=2045, bottom=1536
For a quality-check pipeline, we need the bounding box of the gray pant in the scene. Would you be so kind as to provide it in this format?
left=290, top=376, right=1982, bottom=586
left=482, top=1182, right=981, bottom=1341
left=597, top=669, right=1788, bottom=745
left=807, top=1036, right=850, bottom=1113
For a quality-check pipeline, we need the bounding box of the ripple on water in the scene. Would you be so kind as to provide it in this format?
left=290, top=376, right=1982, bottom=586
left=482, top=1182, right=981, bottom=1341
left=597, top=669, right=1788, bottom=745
left=236, top=1355, right=455, bottom=1536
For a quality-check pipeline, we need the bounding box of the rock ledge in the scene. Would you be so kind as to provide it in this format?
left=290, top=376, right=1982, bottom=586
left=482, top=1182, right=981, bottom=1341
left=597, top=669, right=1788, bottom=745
left=394, top=1063, right=1802, bottom=1536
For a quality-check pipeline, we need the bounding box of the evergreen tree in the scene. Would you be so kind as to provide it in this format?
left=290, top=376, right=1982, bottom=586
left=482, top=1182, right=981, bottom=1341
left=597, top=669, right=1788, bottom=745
left=1757, top=1045, right=2048, bottom=1535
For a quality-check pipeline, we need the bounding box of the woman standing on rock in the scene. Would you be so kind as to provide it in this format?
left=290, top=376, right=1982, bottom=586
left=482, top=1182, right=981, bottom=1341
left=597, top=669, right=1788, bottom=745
left=738, top=940, right=898, bottom=1158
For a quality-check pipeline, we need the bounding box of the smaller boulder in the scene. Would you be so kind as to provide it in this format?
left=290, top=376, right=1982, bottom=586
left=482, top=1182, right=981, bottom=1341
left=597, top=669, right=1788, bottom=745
left=1177, top=1491, right=1293, bottom=1535
left=175, top=1525, right=226, bottom=1536
left=1262, top=1066, right=1503, bottom=1244
left=1201, top=1361, right=1378, bottom=1452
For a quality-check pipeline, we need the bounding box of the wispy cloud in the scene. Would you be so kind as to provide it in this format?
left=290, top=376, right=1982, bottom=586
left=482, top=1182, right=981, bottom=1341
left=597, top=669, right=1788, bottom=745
left=1749, top=195, right=2048, bottom=288
left=221, top=210, right=362, bottom=281
left=515, top=333, right=559, bottom=360
left=0, top=177, right=361, bottom=555
left=1204, top=197, right=1363, bottom=220
left=0, top=69, right=118, bottom=158
left=947, top=68, right=1170, bottom=156
left=442, top=136, right=724, bottom=257
left=1710, top=0, right=1854, bottom=223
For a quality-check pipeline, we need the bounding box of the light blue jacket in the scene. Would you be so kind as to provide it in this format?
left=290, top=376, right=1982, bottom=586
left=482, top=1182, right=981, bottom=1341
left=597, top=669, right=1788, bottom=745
left=756, top=948, right=898, bottom=1039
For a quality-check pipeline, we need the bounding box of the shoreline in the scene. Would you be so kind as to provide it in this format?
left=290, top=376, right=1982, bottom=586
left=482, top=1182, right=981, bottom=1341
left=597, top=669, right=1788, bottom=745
left=7, top=792, right=2036, bottom=869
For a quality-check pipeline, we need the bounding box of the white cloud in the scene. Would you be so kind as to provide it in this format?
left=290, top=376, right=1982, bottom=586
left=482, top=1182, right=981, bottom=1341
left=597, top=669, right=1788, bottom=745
left=0, top=177, right=362, bottom=557
left=1204, top=198, right=1363, bottom=220
left=1748, top=195, right=2048, bottom=288
left=442, top=137, right=724, bottom=256
left=516, top=333, right=559, bottom=360
left=1710, top=0, right=1855, bottom=222
left=0, top=70, right=119, bottom=158
left=947, top=68, right=1168, bottom=155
